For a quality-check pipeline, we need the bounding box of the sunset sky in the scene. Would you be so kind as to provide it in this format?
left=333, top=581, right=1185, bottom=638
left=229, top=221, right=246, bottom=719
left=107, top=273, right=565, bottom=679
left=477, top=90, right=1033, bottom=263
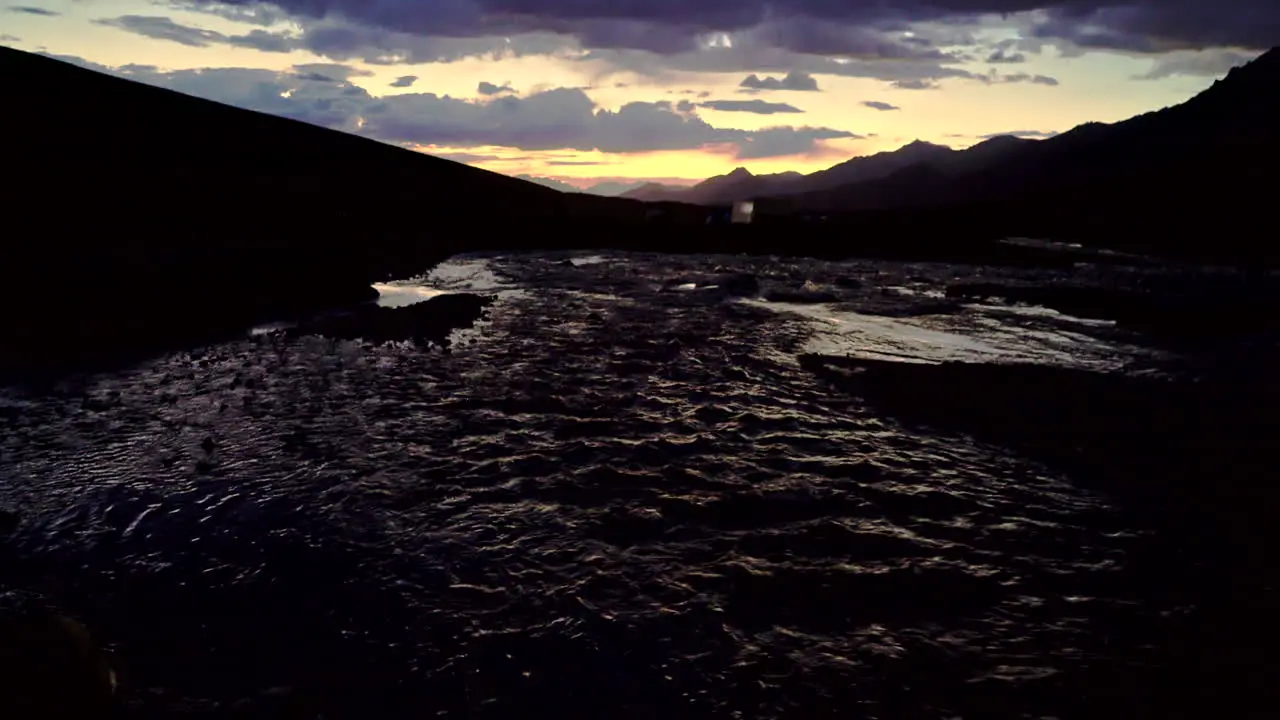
left=4, top=0, right=1269, bottom=190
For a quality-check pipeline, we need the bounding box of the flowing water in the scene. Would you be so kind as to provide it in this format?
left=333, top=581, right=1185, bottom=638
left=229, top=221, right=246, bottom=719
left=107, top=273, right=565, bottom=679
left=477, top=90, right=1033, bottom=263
left=0, top=252, right=1201, bottom=718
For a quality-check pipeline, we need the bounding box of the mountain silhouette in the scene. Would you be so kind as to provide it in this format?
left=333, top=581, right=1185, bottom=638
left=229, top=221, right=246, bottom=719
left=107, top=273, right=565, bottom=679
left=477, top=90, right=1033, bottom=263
left=623, top=141, right=958, bottom=205
left=623, top=167, right=802, bottom=204
left=795, top=45, right=1279, bottom=260
left=784, top=48, right=1278, bottom=214
left=633, top=47, right=1277, bottom=261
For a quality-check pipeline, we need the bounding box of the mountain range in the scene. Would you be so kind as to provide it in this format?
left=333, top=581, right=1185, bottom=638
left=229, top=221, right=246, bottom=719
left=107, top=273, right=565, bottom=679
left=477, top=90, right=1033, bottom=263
left=622, top=46, right=1279, bottom=229
left=621, top=139, right=986, bottom=205
left=518, top=175, right=659, bottom=197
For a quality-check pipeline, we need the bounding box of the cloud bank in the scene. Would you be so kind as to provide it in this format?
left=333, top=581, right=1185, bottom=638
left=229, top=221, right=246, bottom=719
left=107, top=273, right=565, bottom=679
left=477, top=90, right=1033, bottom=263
left=46, top=54, right=858, bottom=160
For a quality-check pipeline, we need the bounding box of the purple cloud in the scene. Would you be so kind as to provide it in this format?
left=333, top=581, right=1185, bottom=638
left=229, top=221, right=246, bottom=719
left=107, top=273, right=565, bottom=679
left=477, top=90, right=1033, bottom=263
left=7, top=6, right=58, bottom=16
left=184, top=0, right=1278, bottom=54
left=478, top=81, right=515, bottom=95
left=699, top=99, right=804, bottom=114
left=740, top=71, right=821, bottom=92
left=47, top=54, right=858, bottom=159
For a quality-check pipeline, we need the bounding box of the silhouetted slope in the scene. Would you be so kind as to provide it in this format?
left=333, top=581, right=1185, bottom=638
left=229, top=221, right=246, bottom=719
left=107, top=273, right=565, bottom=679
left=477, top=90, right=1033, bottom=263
left=0, top=48, right=656, bottom=370
left=794, top=140, right=955, bottom=195
left=2, top=47, right=579, bottom=228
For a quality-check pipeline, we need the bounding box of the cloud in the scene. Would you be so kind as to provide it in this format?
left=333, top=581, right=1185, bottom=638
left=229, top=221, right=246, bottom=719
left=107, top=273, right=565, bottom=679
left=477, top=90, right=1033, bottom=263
left=739, top=71, right=821, bottom=92
left=94, top=15, right=224, bottom=47
left=699, top=99, right=804, bottom=114
left=1006, top=73, right=1060, bottom=85
left=1027, top=3, right=1279, bottom=53
left=7, top=6, right=58, bottom=16
left=186, top=0, right=1280, bottom=59
left=478, top=81, right=515, bottom=96
left=52, top=54, right=855, bottom=160
left=891, top=79, right=938, bottom=90
left=157, top=0, right=289, bottom=26
left=584, top=45, right=979, bottom=84
left=0, top=34, right=20, bottom=42
left=975, top=70, right=1060, bottom=85
left=735, top=127, right=861, bottom=160
left=986, top=48, right=1027, bottom=63
left=292, top=63, right=372, bottom=81
left=862, top=101, right=901, bottom=111
left=97, top=11, right=559, bottom=65
left=430, top=151, right=508, bottom=163
left=389, top=75, right=418, bottom=87
left=1135, top=48, right=1257, bottom=79
left=978, top=130, right=1059, bottom=139
left=94, top=15, right=297, bottom=52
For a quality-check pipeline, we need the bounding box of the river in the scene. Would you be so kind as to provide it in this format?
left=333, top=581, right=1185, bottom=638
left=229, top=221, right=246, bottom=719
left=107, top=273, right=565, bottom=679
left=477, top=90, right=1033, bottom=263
left=0, top=251, right=1217, bottom=718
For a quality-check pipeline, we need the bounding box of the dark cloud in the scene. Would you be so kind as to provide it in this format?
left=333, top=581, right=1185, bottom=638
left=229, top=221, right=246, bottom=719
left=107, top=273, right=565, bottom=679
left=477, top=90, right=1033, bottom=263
left=978, top=130, right=1059, bottom=139
left=863, top=101, right=901, bottom=111
left=93, top=15, right=225, bottom=47
left=292, top=62, right=372, bottom=80
left=431, top=151, right=508, bottom=163
left=974, top=69, right=1060, bottom=85
left=735, top=127, right=860, bottom=160
left=986, top=47, right=1027, bottom=63
left=478, top=81, right=515, bottom=96
left=739, top=71, right=821, bottom=92
left=52, top=54, right=855, bottom=159
left=891, top=79, right=938, bottom=90
left=699, top=99, right=804, bottom=114
left=584, top=46, right=979, bottom=84
left=1005, top=72, right=1060, bottom=85
left=363, top=90, right=843, bottom=156
left=7, top=6, right=58, bottom=16
left=390, top=75, right=418, bottom=87
left=133, top=4, right=996, bottom=85
left=188, top=0, right=1278, bottom=57
left=230, top=28, right=297, bottom=52
left=1028, top=2, right=1279, bottom=53
left=94, top=15, right=298, bottom=52
left=1135, top=48, right=1256, bottom=79
left=157, top=0, right=288, bottom=26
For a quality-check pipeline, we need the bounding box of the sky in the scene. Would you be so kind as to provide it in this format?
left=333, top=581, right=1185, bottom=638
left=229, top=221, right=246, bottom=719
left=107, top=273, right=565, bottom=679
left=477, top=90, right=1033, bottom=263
left=3, top=1, right=1270, bottom=191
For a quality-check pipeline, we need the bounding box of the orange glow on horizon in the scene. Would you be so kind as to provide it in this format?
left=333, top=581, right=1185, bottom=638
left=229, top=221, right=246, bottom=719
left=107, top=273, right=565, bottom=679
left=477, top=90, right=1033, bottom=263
left=413, top=136, right=877, bottom=185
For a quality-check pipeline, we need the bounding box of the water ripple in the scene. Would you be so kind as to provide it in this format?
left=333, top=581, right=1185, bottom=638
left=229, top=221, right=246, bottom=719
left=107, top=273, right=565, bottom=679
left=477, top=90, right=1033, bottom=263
left=0, top=252, right=1192, bottom=718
